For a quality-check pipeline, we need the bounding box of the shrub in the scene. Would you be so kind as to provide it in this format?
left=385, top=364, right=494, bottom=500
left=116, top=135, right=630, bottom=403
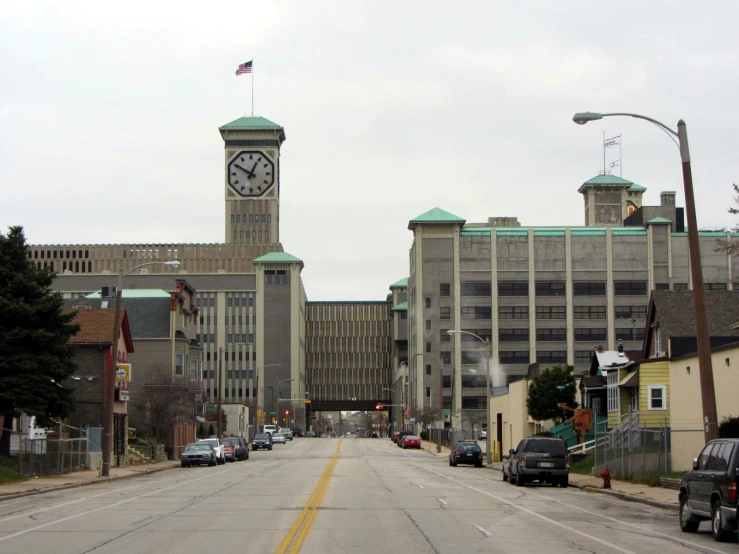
left=420, top=431, right=428, bottom=441
left=719, top=415, right=739, bottom=438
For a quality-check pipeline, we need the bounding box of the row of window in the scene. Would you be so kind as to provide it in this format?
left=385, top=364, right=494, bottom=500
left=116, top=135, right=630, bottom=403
left=31, top=249, right=88, bottom=260
left=200, top=315, right=257, bottom=325
left=230, top=213, right=272, bottom=224
left=233, top=230, right=269, bottom=241
left=419, top=346, right=640, bottom=366
left=206, top=388, right=257, bottom=399
left=429, top=326, right=645, bottom=342
left=197, top=333, right=255, bottom=344
left=197, top=296, right=256, bottom=308
left=495, top=305, right=647, bottom=320
left=203, top=369, right=255, bottom=380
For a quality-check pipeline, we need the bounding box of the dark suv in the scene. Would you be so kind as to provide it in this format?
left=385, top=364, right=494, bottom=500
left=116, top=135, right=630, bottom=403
left=505, top=437, right=569, bottom=487
left=679, top=438, right=738, bottom=542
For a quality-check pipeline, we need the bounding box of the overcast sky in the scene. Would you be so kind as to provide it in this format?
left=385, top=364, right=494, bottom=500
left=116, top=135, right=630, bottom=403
left=2, top=1, right=738, bottom=301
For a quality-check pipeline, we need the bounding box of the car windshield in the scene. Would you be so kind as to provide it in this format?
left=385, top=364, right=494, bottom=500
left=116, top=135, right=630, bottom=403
left=405, top=436, right=419, bottom=440
left=185, top=444, right=211, bottom=452
left=199, top=440, right=217, bottom=447
left=221, top=440, right=233, bottom=446
left=457, top=443, right=481, bottom=452
left=526, top=440, right=567, bottom=456
left=254, top=434, right=269, bottom=440
left=273, top=433, right=284, bottom=438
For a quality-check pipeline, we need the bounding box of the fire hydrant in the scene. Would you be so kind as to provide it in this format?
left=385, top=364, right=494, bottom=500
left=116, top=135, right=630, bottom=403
left=600, top=467, right=612, bottom=489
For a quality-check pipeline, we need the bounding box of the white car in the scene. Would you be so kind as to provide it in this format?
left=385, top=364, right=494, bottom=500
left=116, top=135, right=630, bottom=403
left=478, top=429, right=487, bottom=441
left=198, top=438, right=226, bottom=465
left=272, top=433, right=286, bottom=444
left=278, top=427, right=293, bottom=440
left=263, top=424, right=277, bottom=436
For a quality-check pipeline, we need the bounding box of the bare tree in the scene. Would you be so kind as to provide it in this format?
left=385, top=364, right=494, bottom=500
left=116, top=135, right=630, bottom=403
left=410, top=406, right=441, bottom=429
left=716, top=183, right=738, bottom=254
left=461, top=409, right=486, bottom=439
left=131, top=364, right=201, bottom=443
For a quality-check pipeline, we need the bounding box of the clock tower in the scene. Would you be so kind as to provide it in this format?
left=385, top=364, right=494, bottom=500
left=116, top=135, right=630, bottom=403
left=219, top=116, right=286, bottom=244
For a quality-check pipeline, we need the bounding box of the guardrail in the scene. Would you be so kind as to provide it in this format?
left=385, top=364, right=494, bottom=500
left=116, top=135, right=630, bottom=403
left=568, top=436, right=608, bottom=456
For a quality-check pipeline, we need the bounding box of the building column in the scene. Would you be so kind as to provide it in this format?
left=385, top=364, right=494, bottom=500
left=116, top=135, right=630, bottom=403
left=528, top=229, right=536, bottom=364
left=606, top=229, right=615, bottom=350
left=565, top=230, right=574, bottom=366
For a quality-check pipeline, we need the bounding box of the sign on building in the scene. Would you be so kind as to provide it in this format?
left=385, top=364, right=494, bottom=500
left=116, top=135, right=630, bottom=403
left=115, top=364, right=131, bottom=382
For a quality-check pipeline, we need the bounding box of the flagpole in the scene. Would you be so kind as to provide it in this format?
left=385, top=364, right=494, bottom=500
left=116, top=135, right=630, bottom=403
left=620, top=133, right=623, bottom=177
left=251, top=58, right=254, bottom=116
left=602, top=131, right=606, bottom=174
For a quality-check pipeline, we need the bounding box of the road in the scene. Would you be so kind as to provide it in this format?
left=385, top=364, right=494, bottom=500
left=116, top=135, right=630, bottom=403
left=0, top=437, right=735, bottom=553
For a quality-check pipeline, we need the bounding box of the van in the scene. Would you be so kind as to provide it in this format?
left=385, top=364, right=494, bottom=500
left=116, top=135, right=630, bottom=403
left=263, top=424, right=277, bottom=436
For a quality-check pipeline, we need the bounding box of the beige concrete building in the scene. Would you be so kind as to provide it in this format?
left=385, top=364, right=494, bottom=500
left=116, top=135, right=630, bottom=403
left=490, top=379, right=552, bottom=456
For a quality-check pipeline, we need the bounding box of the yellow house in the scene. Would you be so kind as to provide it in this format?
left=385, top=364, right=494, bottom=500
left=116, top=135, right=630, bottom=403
left=490, top=379, right=552, bottom=457
left=669, top=341, right=739, bottom=470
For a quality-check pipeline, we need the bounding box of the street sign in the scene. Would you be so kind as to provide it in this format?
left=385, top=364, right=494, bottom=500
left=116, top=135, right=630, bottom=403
left=118, top=390, right=130, bottom=402
left=442, top=409, right=451, bottom=416
left=304, top=400, right=312, bottom=404
left=269, top=411, right=276, bottom=415
left=115, top=364, right=131, bottom=382
left=327, top=414, right=333, bottom=419
left=473, top=424, right=479, bottom=431
left=435, top=421, right=444, bottom=430
left=410, top=417, right=416, bottom=425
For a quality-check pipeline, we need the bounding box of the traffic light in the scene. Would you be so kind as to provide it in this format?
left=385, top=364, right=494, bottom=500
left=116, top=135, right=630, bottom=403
left=285, top=409, right=291, bottom=416
left=375, top=404, right=384, bottom=410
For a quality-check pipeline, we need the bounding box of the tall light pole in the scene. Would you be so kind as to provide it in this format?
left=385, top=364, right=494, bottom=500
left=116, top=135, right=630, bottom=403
left=102, top=260, right=180, bottom=477
left=448, top=330, right=492, bottom=465
left=413, top=352, right=444, bottom=453
left=573, top=111, right=718, bottom=442
left=254, top=363, right=280, bottom=431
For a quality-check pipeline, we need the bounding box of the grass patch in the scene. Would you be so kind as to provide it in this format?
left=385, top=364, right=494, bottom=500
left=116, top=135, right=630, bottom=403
left=0, top=457, right=27, bottom=485
left=570, top=454, right=595, bottom=475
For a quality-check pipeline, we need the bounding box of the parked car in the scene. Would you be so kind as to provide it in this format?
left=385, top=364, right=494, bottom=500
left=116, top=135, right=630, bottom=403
left=220, top=438, right=237, bottom=462
left=450, top=441, right=483, bottom=467
left=391, top=430, right=400, bottom=442
left=279, top=428, right=293, bottom=441
left=402, top=435, right=421, bottom=449
left=679, top=438, right=738, bottom=542
left=198, top=438, right=226, bottom=465
left=263, top=424, right=277, bottom=436
left=398, top=435, right=412, bottom=448
left=320, top=433, right=328, bottom=438
left=252, top=433, right=273, bottom=451
left=181, top=442, right=216, bottom=467
left=478, top=429, right=487, bottom=441
left=306, top=431, right=316, bottom=438
left=506, top=437, right=569, bottom=487
left=272, top=432, right=286, bottom=444
left=395, top=430, right=413, bottom=445
left=231, top=436, right=249, bottom=460
left=291, top=427, right=305, bottom=437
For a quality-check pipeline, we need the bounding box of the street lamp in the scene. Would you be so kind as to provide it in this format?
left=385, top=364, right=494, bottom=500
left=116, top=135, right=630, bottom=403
left=102, top=259, right=180, bottom=477
left=573, top=111, right=718, bottom=442
left=254, top=364, right=280, bottom=431
left=448, top=330, right=492, bottom=465
left=413, top=352, right=445, bottom=453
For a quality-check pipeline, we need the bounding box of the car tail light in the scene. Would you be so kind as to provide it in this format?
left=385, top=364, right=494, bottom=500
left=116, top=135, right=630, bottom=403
left=520, top=454, right=527, bottom=463
left=729, top=481, right=737, bottom=501
left=455, top=451, right=461, bottom=456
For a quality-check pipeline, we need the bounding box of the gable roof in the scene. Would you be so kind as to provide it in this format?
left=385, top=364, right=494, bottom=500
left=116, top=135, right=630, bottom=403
left=73, top=297, right=172, bottom=339
left=390, top=278, right=408, bottom=289
left=578, top=174, right=646, bottom=193
left=253, top=252, right=304, bottom=267
left=219, top=116, right=282, bottom=129
left=408, top=207, right=466, bottom=230
left=67, top=309, right=134, bottom=352
left=646, top=217, right=672, bottom=225
left=392, top=301, right=408, bottom=311
left=588, top=349, right=633, bottom=376
left=643, top=290, right=739, bottom=358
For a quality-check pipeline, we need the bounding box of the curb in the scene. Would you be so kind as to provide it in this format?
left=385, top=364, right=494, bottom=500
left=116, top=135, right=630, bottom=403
left=0, top=462, right=180, bottom=503
left=485, top=465, right=678, bottom=512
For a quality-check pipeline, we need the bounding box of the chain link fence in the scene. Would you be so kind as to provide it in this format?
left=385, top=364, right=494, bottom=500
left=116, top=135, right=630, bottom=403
left=13, top=424, right=100, bottom=477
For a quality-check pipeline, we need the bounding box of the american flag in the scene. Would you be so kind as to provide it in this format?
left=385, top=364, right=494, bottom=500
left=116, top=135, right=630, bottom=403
left=235, top=61, right=253, bottom=75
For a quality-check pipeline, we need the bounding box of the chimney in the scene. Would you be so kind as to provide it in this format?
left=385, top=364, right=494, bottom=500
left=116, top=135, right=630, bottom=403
left=660, top=191, right=676, bottom=207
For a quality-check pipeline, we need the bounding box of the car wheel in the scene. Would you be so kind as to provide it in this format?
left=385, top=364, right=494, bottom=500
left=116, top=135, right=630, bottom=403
left=516, top=473, right=526, bottom=487
left=452, top=457, right=457, bottom=467
left=268, top=445, right=272, bottom=451
left=711, top=500, right=729, bottom=542
left=209, top=459, right=215, bottom=466
left=679, top=494, right=699, bottom=533
left=559, top=476, right=569, bottom=488
left=245, top=452, right=249, bottom=460
left=503, top=468, right=508, bottom=481
left=475, top=461, right=483, bottom=468
left=449, top=457, right=453, bottom=466
left=181, top=462, right=187, bottom=468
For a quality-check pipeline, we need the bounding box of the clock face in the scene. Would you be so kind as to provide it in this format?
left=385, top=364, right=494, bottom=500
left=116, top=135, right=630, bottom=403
left=227, top=151, right=275, bottom=197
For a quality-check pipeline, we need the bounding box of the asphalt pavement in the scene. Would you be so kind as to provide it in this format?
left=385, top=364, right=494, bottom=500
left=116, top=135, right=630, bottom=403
left=0, top=437, right=735, bottom=553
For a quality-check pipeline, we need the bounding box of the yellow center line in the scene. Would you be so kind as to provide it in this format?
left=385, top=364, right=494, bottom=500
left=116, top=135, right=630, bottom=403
left=274, top=445, right=341, bottom=554
left=336, top=439, right=343, bottom=452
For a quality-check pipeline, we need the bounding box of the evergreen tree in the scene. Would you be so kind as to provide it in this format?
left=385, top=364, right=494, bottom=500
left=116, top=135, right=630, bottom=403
left=526, top=364, right=577, bottom=422
left=0, top=226, right=79, bottom=454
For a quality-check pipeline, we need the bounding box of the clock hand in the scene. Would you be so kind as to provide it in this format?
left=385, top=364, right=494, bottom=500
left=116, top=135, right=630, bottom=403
left=248, top=162, right=258, bottom=178
left=234, top=164, right=256, bottom=178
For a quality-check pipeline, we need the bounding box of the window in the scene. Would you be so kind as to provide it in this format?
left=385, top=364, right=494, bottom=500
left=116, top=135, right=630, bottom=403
left=537, top=351, right=567, bottom=364
left=573, top=282, right=606, bottom=296
left=615, top=328, right=645, bottom=341
left=461, top=375, right=487, bottom=388
left=654, top=283, right=670, bottom=290
left=615, top=306, right=647, bottom=319
left=425, top=320, right=431, bottom=331
left=440, top=351, right=451, bottom=364
left=228, top=334, right=233, bottom=343
left=425, top=297, right=431, bottom=309
left=461, top=282, right=492, bottom=296
left=175, top=354, right=184, bottom=376
left=607, top=371, right=620, bottom=412
left=231, top=316, right=236, bottom=325
left=401, top=312, right=407, bottom=320
left=575, top=350, right=592, bottom=364
left=615, top=281, right=647, bottom=296
left=209, top=297, right=214, bottom=307
left=500, top=351, right=529, bottom=364
left=463, top=306, right=492, bottom=319
left=440, top=307, right=451, bottom=320
left=574, top=306, right=606, bottom=319
left=498, top=281, right=528, bottom=297
left=536, top=328, right=567, bottom=342
left=536, top=306, right=566, bottom=319
left=442, top=375, right=451, bottom=388
left=705, top=283, right=727, bottom=291
left=241, top=298, right=247, bottom=306
left=440, top=283, right=451, bottom=297
left=574, top=328, right=607, bottom=341
left=535, top=281, right=565, bottom=296
left=647, top=386, right=666, bottom=410
left=498, top=306, right=528, bottom=319
left=425, top=364, right=431, bottom=375
left=228, top=297, right=233, bottom=307
left=267, top=276, right=272, bottom=285
left=283, top=276, right=288, bottom=284
left=426, top=387, right=431, bottom=398
left=249, top=297, right=254, bottom=307
left=499, top=328, right=530, bottom=342
left=461, top=329, right=492, bottom=342
left=674, top=283, right=688, bottom=291
left=440, top=330, right=451, bottom=341
left=249, top=334, right=254, bottom=342
left=241, top=334, right=247, bottom=342
left=425, top=342, right=431, bottom=353
left=209, top=333, right=215, bottom=342
left=189, top=360, right=198, bottom=380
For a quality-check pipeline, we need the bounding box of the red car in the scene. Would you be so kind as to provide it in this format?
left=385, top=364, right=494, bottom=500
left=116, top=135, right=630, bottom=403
left=220, top=439, right=236, bottom=462
left=402, top=435, right=421, bottom=449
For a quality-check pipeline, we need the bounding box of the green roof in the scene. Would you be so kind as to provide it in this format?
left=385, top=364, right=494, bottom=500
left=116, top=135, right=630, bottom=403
left=646, top=217, right=673, bottom=225
left=220, top=116, right=282, bottom=129
left=409, top=207, right=466, bottom=226
left=582, top=175, right=634, bottom=186
left=612, top=229, right=647, bottom=236
left=629, top=184, right=647, bottom=192
left=253, top=252, right=303, bottom=264
left=392, top=301, right=408, bottom=311
left=390, top=278, right=408, bottom=289
left=86, top=289, right=171, bottom=299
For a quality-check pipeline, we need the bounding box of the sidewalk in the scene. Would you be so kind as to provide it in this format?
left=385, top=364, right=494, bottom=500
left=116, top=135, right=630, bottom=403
left=486, top=462, right=678, bottom=511
left=0, top=460, right=180, bottom=502
left=419, top=439, right=452, bottom=457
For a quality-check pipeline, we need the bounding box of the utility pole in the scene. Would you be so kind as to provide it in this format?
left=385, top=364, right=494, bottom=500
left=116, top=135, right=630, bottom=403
left=217, top=347, right=223, bottom=437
